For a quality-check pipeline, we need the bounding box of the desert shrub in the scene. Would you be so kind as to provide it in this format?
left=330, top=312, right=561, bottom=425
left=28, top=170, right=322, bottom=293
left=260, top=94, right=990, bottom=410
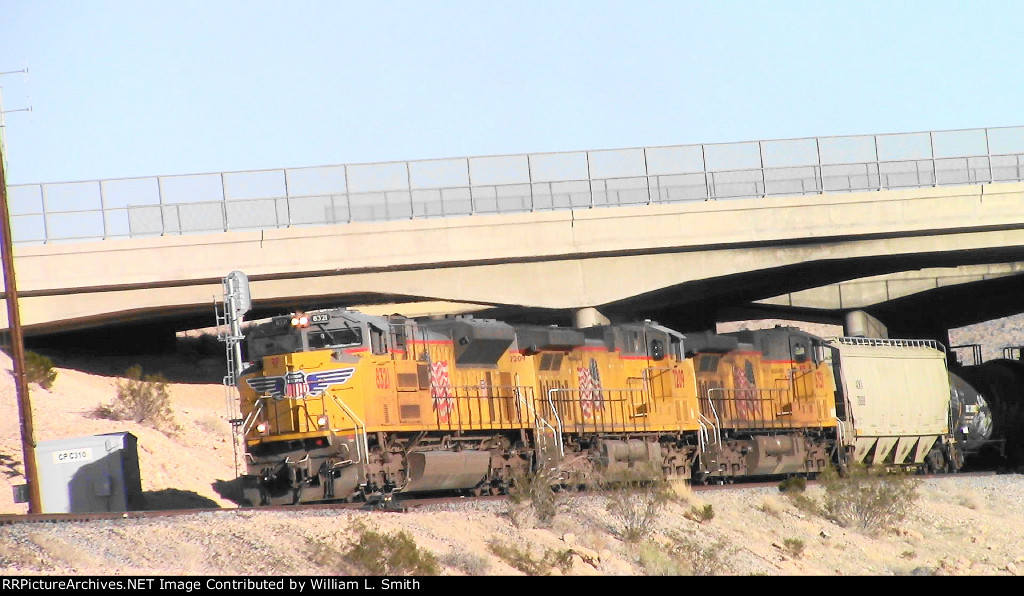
left=635, top=541, right=682, bottom=575
left=778, top=476, right=807, bottom=493
left=506, top=465, right=579, bottom=528
left=759, top=495, right=784, bottom=517
left=601, top=473, right=674, bottom=542
left=441, top=548, right=491, bottom=576
left=486, top=538, right=573, bottom=576
left=95, top=365, right=178, bottom=433
left=683, top=503, right=715, bottom=523
left=820, top=462, right=919, bottom=535
left=650, top=532, right=729, bottom=576
left=25, top=351, right=57, bottom=389
left=785, top=491, right=824, bottom=517
left=783, top=537, right=805, bottom=558
left=344, top=522, right=439, bottom=576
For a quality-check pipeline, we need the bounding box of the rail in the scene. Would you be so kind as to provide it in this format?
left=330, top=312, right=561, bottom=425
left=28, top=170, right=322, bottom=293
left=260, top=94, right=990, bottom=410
left=8, top=125, right=1024, bottom=245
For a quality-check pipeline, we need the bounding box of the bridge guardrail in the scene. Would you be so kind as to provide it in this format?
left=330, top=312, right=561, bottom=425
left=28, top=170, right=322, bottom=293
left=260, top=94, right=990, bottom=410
left=7, top=125, right=1024, bottom=245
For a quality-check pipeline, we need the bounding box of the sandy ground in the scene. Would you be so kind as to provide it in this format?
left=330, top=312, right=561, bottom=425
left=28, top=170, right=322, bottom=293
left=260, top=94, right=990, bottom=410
left=2, top=350, right=1024, bottom=576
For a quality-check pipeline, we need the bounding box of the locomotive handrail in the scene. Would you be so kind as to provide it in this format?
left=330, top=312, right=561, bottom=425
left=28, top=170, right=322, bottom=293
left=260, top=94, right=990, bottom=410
left=330, top=395, right=369, bottom=466
left=510, top=375, right=559, bottom=455
left=545, top=386, right=654, bottom=455
left=545, top=388, right=566, bottom=459
left=696, top=412, right=717, bottom=456
left=703, top=388, right=724, bottom=449
left=241, top=398, right=267, bottom=437
left=706, top=386, right=802, bottom=429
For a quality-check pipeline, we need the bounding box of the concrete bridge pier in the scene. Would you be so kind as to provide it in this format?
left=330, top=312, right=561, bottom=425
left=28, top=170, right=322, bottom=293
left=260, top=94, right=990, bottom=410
left=574, top=307, right=611, bottom=329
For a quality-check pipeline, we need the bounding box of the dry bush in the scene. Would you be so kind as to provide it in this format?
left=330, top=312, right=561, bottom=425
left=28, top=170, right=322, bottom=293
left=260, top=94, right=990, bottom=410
left=598, top=471, right=674, bottom=542
left=486, top=538, right=573, bottom=576
left=642, top=532, right=730, bottom=576
left=340, top=520, right=439, bottom=576
left=683, top=503, right=715, bottom=523
left=94, top=365, right=179, bottom=434
left=505, top=465, right=580, bottom=528
left=441, top=547, right=491, bottom=576
left=759, top=495, right=785, bottom=517
left=820, top=462, right=919, bottom=535
left=782, top=537, right=805, bottom=558
left=25, top=351, right=57, bottom=390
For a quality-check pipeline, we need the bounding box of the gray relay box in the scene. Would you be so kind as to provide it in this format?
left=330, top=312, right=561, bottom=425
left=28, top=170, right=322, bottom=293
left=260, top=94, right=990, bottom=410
left=33, top=432, right=143, bottom=513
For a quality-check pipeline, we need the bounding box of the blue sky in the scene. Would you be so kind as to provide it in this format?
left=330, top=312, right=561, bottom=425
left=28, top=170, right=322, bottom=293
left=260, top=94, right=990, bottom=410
left=1, top=1, right=1022, bottom=185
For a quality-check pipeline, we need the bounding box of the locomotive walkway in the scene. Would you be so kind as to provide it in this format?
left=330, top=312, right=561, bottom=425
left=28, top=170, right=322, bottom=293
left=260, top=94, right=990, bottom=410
left=5, top=125, right=1024, bottom=337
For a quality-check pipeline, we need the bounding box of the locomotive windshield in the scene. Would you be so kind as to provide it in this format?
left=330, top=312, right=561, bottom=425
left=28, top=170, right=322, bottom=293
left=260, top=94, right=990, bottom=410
left=307, top=325, right=362, bottom=350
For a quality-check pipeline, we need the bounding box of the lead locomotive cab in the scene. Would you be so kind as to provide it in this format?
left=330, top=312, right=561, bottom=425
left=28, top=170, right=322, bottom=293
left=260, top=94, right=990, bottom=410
left=238, top=307, right=400, bottom=506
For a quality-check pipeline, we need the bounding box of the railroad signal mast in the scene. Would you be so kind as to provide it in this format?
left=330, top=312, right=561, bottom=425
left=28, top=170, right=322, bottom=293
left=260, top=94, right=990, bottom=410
left=216, top=270, right=251, bottom=477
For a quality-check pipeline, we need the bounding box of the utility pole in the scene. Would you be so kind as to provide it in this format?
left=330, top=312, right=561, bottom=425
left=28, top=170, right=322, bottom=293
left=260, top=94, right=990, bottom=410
left=0, top=69, right=41, bottom=513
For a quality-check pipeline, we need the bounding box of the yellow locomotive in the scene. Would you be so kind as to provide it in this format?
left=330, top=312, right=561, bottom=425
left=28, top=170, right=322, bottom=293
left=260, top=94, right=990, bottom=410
left=236, top=308, right=703, bottom=505
left=234, top=305, right=968, bottom=506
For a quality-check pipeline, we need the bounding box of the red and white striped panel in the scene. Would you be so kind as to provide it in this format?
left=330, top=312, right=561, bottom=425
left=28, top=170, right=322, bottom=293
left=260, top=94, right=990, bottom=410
left=578, top=366, right=595, bottom=419
left=430, top=360, right=454, bottom=423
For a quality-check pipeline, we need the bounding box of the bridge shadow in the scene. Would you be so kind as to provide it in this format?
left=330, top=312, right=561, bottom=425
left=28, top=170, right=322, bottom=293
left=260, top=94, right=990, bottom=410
left=213, top=477, right=252, bottom=507
left=35, top=349, right=227, bottom=385
left=141, top=488, right=223, bottom=510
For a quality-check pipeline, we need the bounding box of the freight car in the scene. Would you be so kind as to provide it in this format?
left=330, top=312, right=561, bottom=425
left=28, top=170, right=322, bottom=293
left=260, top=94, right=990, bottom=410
left=949, top=355, right=1024, bottom=471
left=228, top=303, right=969, bottom=506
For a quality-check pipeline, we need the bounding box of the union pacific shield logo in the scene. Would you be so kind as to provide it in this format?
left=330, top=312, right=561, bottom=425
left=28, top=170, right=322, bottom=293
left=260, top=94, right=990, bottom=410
left=246, top=367, right=355, bottom=400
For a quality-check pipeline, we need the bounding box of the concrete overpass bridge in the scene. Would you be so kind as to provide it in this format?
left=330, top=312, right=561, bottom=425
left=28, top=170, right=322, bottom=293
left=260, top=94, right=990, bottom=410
left=7, top=125, right=1024, bottom=349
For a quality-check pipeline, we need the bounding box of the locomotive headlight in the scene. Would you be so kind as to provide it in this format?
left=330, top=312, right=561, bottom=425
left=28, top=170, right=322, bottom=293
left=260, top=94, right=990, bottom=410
left=291, top=312, right=310, bottom=327
left=317, top=415, right=329, bottom=428
left=256, top=422, right=269, bottom=434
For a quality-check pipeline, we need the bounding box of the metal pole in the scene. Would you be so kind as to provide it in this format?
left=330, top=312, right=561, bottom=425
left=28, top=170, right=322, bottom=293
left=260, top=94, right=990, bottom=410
left=758, top=141, right=766, bottom=196
left=985, top=128, right=994, bottom=183
left=0, top=125, right=41, bottom=514
left=526, top=154, right=535, bottom=212
left=929, top=131, right=937, bottom=186
left=815, top=137, right=823, bottom=193
left=586, top=152, right=594, bottom=208
left=643, top=147, right=652, bottom=204
left=406, top=162, right=414, bottom=219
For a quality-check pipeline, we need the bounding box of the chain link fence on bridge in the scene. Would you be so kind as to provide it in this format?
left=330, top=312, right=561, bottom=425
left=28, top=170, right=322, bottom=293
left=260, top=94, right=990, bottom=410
left=7, top=125, right=1024, bottom=245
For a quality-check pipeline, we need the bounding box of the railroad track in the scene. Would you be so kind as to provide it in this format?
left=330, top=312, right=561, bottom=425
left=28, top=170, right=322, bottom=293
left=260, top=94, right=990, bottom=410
left=0, top=470, right=999, bottom=527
